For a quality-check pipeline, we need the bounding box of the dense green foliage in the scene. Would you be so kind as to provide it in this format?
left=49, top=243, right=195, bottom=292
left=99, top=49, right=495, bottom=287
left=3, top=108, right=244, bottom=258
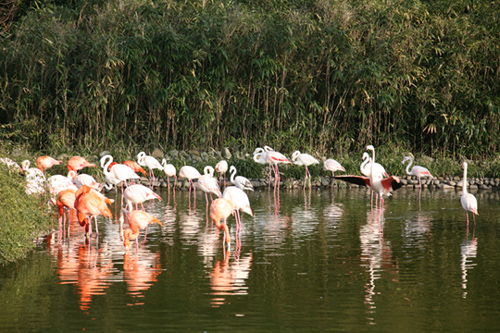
left=0, top=163, right=55, bottom=264
left=1, top=0, right=499, bottom=159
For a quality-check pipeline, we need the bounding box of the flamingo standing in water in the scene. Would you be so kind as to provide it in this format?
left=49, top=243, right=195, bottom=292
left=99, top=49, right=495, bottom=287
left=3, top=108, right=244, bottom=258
left=161, top=159, right=177, bottom=192
left=137, top=152, right=164, bottom=188
left=36, top=155, right=62, bottom=173
left=223, top=186, right=253, bottom=234
left=74, top=185, right=113, bottom=238
left=360, top=152, right=388, bottom=178
left=264, top=148, right=292, bottom=190
left=123, top=184, right=162, bottom=212
left=122, top=209, right=162, bottom=251
left=100, top=155, right=140, bottom=191
left=198, top=166, right=222, bottom=203
left=67, top=156, right=96, bottom=173
left=210, top=198, right=235, bottom=249
left=229, top=165, right=254, bottom=191
left=178, top=165, right=201, bottom=202
left=215, top=160, right=229, bottom=189
left=323, top=158, right=345, bottom=189
left=55, top=188, right=77, bottom=236
left=336, top=146, right=402, bottom=208
left=461, top=161, right=478, bottom=228
left=292, top=151, right=320, bottom=189
left=401, top=155, right=434, bottom=188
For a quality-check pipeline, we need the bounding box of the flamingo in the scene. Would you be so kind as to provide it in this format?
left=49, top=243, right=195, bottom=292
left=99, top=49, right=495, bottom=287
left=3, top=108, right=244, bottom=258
left=223, top=186, right=253, bottom=233
left=178, top=165, right=201, bottom=199
left=47, top=172, right=78, bottom=197
left=73, top=173, right=102, bottom=191
left=210, top=198, right=235, bottom=248
left=264, top=149, right=292, bottom=190
left=161, top=159, right=177, bottom=190
left=137, top=152, right=164, bottom=188
left=74, top=185, right=113, bottom=238
left=36, top=155, right=62, bottom=173
left=55, top=188, right=77, bottom=235
left=123, top=160, right=148, bottom=178
left=123, top=209, right=162, bottom=251
left=335, top=146, right=402, bottom=207
left=229, top=165, right=254, bottom=191
left=67, top=156, right=96, bottom=172
left=323, top=158, right=345, bottom=189
left=215, top=160, right=229, bottom=188
left=360, top=152, right=388, bottom=178
left=100, top=155, right=140, bottom=192
left=292, top=151, right=320, bottom=189
left=461, top=161, right=478, bottom=227
left=0, top=157, right=22, bottom=172
left=123, top=184, right=162, bottom=212
left=402, top=155, right=434, bottom=188
left=198, top=166, right=222, bottom=203
left=21, top=160, right=46, bottom=195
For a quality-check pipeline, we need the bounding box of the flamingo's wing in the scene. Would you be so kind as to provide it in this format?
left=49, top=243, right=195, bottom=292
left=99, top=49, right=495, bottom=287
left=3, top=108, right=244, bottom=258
left=335, top=175, right=371, bottom=187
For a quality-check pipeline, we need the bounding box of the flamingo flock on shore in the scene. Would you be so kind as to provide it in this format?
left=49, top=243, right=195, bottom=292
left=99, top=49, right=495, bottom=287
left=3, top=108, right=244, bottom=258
left=1, top=145, right=477, bottom=253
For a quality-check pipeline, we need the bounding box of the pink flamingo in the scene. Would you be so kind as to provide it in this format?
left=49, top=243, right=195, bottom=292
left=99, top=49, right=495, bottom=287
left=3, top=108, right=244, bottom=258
left=36, top=155, right=62, bottom=173
left=402, top=155, right=434, bottom=188
left=461, top=161, right=478, bottom=228
left=67, top=156, right=96, bottom=173
left=210, top=198, right=235, bottom=249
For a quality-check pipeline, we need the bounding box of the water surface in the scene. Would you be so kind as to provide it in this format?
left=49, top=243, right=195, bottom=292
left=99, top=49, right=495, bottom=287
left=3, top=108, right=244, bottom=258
left=1, top=187, right=500, bottom=331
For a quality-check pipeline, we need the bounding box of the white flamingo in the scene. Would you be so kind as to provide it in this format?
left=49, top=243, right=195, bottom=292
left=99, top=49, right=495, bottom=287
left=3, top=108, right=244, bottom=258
left=292, top=150, right=320, bottom=189
left=229, top=165, right=254, bottom=191
left=137, top=152, right=163, bottom=188
left=461, top=161, right=478, bottom=227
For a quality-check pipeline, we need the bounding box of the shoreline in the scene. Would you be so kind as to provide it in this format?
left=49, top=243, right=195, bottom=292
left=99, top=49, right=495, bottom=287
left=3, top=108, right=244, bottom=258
left=116, top=174, right=500, bottom=192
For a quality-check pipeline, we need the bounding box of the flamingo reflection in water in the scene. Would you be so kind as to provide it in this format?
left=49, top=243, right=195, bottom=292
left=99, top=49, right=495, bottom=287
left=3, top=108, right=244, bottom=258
left=209, top=250, right=253, bottom=307
left=461, top=236, right=477, bottom=299
left=54, top=243, right=114, bottom=313
left=360, top=209, right=399, bottom=323
left=123, top=250, right=162, bottom=305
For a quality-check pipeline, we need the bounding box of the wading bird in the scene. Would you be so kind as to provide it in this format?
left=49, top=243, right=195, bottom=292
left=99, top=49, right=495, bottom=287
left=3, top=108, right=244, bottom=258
left=460, top=161, right=478, bottom=228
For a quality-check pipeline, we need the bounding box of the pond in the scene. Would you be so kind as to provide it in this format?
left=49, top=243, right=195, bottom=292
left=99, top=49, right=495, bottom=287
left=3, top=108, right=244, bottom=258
left=1, top=186, right=500, bottom=331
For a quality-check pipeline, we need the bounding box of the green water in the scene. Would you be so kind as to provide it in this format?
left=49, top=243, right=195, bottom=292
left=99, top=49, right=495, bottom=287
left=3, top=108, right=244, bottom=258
left=1, top=187, right=500, bottom=331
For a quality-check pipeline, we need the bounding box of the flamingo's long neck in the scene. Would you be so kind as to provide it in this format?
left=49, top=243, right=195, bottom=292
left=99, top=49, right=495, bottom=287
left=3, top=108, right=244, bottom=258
left=361, top=155, right=369, bottom=174
left=405, top=157, right=413, bottom=175
left=103, top=156, right=113, bottom=178
left=230, top=167, right=236, bottom=183
left=463, top=163, right=468, bottom=195
left=370, top=149, right=376, bottom=180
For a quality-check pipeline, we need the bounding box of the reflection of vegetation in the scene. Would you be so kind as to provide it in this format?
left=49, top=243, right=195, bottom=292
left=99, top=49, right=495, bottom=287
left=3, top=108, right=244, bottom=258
left=0, top=162, right=54, bottom=264
left=0, top=252, right=57, bottom=330
left=1, top=0, right=499, bottom=159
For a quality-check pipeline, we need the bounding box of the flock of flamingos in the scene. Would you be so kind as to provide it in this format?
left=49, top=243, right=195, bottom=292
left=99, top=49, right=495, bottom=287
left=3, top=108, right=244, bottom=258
left=1, top=144, right=479, bottom=251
